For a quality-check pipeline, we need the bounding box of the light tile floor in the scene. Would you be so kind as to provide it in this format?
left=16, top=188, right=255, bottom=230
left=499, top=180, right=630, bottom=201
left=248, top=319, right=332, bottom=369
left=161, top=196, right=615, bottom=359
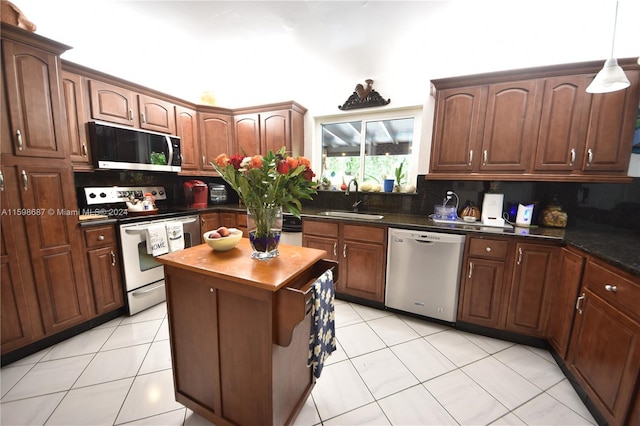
left=1, top=300, right=598, bottom=425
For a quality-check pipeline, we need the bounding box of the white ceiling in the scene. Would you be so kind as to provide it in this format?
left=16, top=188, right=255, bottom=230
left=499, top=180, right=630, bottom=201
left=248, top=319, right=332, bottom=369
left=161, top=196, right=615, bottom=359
left=17, top=0, right=640, bottom=111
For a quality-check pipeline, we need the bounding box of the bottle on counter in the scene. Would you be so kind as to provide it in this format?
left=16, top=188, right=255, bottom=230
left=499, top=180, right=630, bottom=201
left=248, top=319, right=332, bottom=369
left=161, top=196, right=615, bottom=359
left=541, top=195, right=567, bottom=228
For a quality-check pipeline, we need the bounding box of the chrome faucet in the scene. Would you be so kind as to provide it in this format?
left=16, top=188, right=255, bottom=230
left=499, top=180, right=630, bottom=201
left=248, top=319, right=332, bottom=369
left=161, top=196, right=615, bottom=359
left=345, top=179, right=363, bottom=212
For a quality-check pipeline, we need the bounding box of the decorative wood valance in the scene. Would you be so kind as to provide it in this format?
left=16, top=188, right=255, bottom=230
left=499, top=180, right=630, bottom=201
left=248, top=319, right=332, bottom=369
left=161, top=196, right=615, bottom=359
left=338, top=79, right=390, bottom=110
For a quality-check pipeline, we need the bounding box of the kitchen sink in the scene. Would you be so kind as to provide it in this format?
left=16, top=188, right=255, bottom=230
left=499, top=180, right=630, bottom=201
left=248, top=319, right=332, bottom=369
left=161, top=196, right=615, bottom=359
left=317, top=211, right=384, bottom=220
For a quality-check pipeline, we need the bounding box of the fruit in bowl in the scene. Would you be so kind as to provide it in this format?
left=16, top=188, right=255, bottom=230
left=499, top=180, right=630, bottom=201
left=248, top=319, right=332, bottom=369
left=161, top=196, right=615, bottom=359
left=203, top=227, right=242, bottom=251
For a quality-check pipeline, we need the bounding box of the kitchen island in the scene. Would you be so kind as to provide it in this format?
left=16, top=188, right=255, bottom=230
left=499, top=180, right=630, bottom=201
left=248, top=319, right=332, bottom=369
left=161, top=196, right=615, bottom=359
left=156, top=239, right=336, bottom=426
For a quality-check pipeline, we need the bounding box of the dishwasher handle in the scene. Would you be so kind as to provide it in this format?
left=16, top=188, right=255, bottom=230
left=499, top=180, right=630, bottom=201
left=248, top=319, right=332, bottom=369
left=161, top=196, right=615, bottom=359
left=393, top=237, right=435, bottom=244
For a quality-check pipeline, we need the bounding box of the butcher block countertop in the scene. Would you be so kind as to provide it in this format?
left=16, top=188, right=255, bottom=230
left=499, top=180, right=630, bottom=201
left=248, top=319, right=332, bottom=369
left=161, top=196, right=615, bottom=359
left=156, top=239, right=327, bottom=292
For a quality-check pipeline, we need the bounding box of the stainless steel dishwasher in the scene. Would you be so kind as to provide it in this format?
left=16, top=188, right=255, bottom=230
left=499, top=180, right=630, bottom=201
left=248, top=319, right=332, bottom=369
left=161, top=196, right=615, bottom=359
left=385, top=228, right=466, bottom=323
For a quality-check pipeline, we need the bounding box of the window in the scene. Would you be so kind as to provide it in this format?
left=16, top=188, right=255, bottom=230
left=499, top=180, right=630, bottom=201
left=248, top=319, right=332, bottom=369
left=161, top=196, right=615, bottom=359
left=316, top=107, right=421, bottom=191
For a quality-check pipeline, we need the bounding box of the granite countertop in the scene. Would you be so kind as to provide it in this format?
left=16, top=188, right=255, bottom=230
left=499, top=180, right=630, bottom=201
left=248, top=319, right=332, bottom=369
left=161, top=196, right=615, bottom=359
left=80, top=203, right=640, bottom=278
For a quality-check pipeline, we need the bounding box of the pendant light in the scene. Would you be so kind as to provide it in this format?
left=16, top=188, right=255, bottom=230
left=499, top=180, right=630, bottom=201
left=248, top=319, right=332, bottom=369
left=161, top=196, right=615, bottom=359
left=586, top=1, right=630, bottom=94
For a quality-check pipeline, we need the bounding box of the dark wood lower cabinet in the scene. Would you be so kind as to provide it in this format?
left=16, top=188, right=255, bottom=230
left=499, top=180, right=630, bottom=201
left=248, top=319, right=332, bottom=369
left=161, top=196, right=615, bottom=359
left=547, top=247, right=585, bottom=358
left=566, top=258, right=640, bottom=426
left=568, top=288, right=640, bottom=425
left=459, top=257, right=507, bottom=329
left=83, top=225, right=124, bottom=315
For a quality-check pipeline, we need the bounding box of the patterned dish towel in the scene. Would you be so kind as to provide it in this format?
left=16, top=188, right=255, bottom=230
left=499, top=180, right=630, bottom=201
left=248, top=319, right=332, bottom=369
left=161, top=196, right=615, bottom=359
left=308, top=269, right=336, bottom=379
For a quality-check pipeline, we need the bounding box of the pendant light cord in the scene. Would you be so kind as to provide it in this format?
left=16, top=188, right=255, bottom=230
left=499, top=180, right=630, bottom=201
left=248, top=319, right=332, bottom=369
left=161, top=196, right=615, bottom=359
left=610, top=1, right=619, bottom=58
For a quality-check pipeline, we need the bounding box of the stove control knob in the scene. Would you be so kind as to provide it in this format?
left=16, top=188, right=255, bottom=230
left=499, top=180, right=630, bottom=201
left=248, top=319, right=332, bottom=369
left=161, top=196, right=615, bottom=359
left=99, top=192, right=106, bottom=198
left=89, top=193, right=97, bottom=199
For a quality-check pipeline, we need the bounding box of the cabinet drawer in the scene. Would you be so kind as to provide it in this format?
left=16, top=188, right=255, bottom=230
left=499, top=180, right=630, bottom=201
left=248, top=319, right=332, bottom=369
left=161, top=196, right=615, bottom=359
left=84, top=226, right=116, bottom=248
left=303, top=220, right=339, bottom=237
left=342, top=224, right=386, bottom=244
left=583, top=258, right=640, bottom=321
left=467, top=237, right=509, bottom=259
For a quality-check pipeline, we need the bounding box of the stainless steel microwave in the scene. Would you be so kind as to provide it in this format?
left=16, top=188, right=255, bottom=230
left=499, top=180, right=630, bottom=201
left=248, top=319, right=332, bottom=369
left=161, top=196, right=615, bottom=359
left=89, top=121, right=181, bottom=172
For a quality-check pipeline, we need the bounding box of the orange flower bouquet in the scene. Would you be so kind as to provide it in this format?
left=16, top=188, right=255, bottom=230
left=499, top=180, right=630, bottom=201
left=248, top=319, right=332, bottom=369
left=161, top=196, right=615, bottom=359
left=212, top=147, right=316, bottom=258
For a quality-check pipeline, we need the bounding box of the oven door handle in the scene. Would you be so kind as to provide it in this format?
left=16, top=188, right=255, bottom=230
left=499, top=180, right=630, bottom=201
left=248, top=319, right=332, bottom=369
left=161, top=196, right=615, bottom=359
left=123, top=217, right=198, bottom=234
left=132, top=282, right=165, bottom=296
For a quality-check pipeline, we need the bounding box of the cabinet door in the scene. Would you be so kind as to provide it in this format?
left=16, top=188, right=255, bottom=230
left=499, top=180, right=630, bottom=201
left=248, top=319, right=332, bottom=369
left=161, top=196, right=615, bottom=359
left=201, top=213, right=220, bottom=235
left=302, top=235, right=338, bottom=262
left=176, top=106, right=200, bottom=172
left=430, top=86, right=487, bottom=172
left=340, top=239, right=386, bottom=303
left=234, top=114, right=260, bottom=155
left=547, top=247, right=585, bottom=359
left=458, top=257, right=507, bottom=328
left=582, top=70, right=640, bottom=173
left=568, top=289, right=640, bottom=425
left=86, top=246, right=124, bottom=315
left=1, top=174, right=35, bottom=353
left=2, top=39, right=67, bottom=158
left=88, top=79, right=139, bottom=127
left=480, top=80, right=540, bottom=172
left=61, top=71, right=91, bottom=168
left=261, top=110, right=290, bottom=154
left=138, top=94, right=176, bottom=135
left=505, top=243, right=558, bottom=336
left=200, top=113, right=234, bottom=172
left=15, top=165, right=92, bottom=333
left=533, top=75, right=589, bottom=172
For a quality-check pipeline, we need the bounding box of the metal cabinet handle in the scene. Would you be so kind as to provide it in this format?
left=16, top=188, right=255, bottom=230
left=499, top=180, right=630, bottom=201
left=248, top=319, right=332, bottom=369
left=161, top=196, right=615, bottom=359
left=517, top=247, right=523, bottom=265
left=485, top=246, right=492, bottom=252
left=343, top=243, right=347, bottom=258
left=82, top=143, right=88, bottom=157
left=605, top=284, right=617, bottom=292
left=21, top=170, right=28, bottom=191
left=0, top=170, right=4, bottom=192
left=110, top=250, right=116, bottom=266
left=129, top=109, right=133, bottom=121
left=141, top=112, right=146, bottom=124
left=333, top=242, right=337, bottom=257
left=468, top=150, right=473, bottom=165
left=98, top=235, right=105, bottom=241
left=569, top=148, right=576, bottom=166
left=576, top=293, right=586, bottom=314
left=468, top=261, right=473, bottom=278
left=587, top=149, right=593, bottom=167
left=16, top=129, right=23, bottom=150
left=202, top=155, right=206, bottom=166
left=483, top=150, right=488, bottom=165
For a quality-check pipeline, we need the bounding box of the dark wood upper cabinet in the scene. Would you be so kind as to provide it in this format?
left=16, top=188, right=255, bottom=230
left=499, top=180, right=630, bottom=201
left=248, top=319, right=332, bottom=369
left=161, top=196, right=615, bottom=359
left=430, top=86, right=487, bottom=172
left=533, top=75, right=590, bottom=172
left=199, top=112, right=234, bottom=172
left=61, top=70, right=91, bottom=169
left=582, top=69, right=640, bottom=173
left=233, top=114, right=261, bottom=155
left=430, top=59, right=640, bottom=182
left=2, top=34, right=69, bottom=159
left=137, top=94, right=176, bottom=135
left=176, top=105, right=200, bottom=172
left=261, top=109, right=291, bottom=154
left=88, top=79, right=139, bottom=127
left=480, top=80, right=540, bottom=172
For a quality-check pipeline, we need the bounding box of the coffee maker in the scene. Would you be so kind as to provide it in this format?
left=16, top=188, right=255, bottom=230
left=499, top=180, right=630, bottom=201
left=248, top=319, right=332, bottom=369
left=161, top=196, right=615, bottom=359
left=184, top=180, right=208, bottom=208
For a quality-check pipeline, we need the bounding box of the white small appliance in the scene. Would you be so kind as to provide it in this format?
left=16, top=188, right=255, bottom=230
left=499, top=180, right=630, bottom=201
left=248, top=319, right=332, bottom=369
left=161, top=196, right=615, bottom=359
left=515, top=203, right=534, bottom=227
left=481, top=193, right=505, bottom=227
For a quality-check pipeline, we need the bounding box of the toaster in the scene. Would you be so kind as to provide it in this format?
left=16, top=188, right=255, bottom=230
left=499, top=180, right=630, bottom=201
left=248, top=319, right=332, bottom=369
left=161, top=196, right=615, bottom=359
left=209, top=183, right=228, bottom=204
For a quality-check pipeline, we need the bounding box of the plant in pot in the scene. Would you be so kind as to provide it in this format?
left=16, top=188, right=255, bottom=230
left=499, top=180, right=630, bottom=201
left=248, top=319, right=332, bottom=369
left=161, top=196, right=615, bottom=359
left=393, top=162, right=406, bottom=192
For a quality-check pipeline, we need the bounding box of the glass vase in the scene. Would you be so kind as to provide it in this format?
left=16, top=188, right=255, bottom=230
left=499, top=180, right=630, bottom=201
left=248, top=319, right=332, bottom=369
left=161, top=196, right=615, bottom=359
left=247, top=206, right=282, bottom=259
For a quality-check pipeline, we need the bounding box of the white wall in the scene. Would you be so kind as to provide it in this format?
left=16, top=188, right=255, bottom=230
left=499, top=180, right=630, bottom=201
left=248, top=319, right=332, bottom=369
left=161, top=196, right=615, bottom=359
left=16, top=0, right=640, bottom=173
